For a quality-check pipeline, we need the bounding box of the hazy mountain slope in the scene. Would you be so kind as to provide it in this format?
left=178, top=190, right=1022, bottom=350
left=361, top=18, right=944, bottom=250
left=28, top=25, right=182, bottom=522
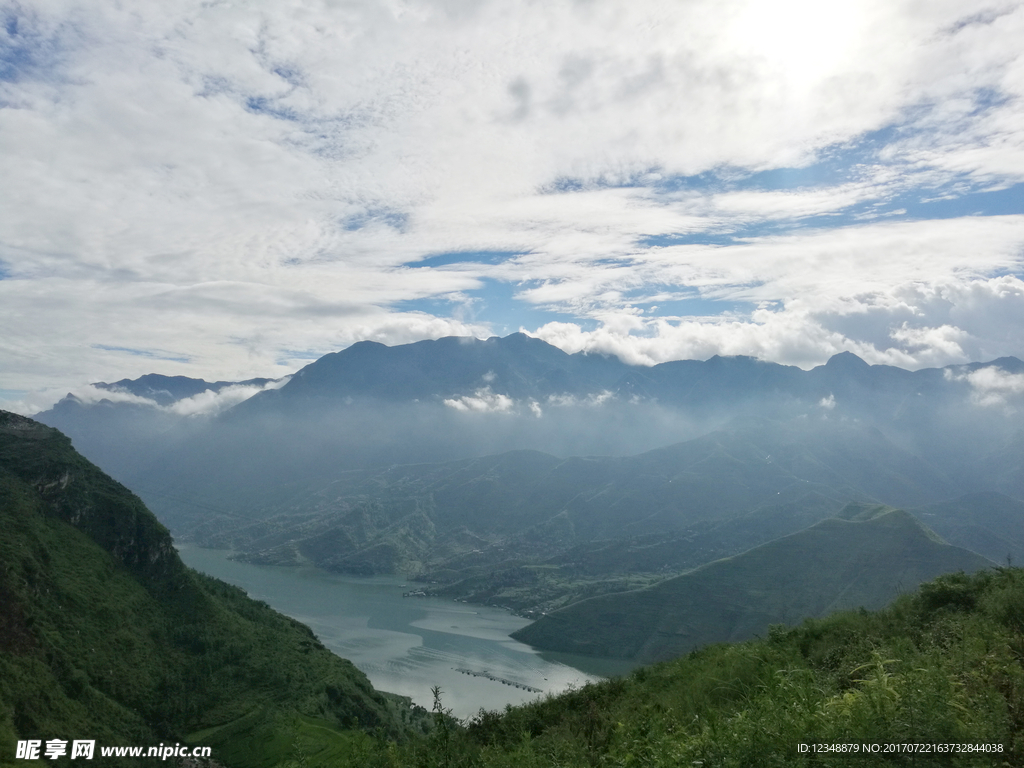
left=212, top=418, right=952, bottom=580
left=421, top=491, right=851, bottom=615
left=238, top=333, right=627, bottom=409
left=511, top=505, right=993, bottom=663
left=0, top=411, right=406, bottom=767
left=913, top=491, right=1024, bottom=566
left=33, top=336, right=1024, bottom=537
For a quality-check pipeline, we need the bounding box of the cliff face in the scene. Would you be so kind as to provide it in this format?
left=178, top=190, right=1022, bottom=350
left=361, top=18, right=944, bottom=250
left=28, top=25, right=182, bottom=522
left=0, top=411, right=402, bottom=767
left=0, top=411, right=180, bottom=582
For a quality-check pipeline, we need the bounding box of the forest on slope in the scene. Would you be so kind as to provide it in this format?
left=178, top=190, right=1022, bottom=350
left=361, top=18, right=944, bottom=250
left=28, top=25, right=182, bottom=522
left=0, top=411, right=425, bottom=768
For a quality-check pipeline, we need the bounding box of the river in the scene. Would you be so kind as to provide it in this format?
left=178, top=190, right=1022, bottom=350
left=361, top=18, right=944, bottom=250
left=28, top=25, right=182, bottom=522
left=176, top=544, right=636, bottom=719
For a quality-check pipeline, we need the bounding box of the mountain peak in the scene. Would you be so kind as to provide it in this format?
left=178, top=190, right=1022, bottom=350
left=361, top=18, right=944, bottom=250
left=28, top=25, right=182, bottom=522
left=985, top=356, right=1024, bottom=373
left=824, top=351, right=870, bottom=369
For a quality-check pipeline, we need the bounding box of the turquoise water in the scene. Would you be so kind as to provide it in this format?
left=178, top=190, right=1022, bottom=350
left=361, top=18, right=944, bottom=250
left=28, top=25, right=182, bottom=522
left=176, top=544, right=635, bottom=719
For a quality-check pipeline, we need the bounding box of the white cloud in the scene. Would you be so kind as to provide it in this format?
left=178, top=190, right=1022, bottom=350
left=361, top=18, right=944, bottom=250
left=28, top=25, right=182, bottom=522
left=168, top=379, right=290, bottom=417
left=443, top=387, right=515, bottom=414
left=707, top=183, right=885, bottom=220
left=524, top=217, right=1024, bottom=369
left=60, top=385, right=163, bottom=409
left=0, top=272, right=489, bottom=391
left=442, top=387, right=620, bottom=416
left=952, top=366, right=1024, bottom=407
left=11, top=376, right=293, bottom=418
left=2, top=0, right=1023, bottom=401
left=546, top=391, right=617, bottom=408
left=888, top=324, right=970, bottom=361
left=531, top=311, right=851, bottom=369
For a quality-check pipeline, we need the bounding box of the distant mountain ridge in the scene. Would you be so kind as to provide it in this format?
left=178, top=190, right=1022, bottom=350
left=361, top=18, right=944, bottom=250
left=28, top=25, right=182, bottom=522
left=39, top=333, right=1024, bottom=418
left=95, top=373, right=276, bottom=405
left=35, top=335, right=1024, bottom=504
left=225, top=335, right=1024, bottom=418
left=27, top=334, right=1024, bottom=626
left=242, top=334, right=626, bottom=409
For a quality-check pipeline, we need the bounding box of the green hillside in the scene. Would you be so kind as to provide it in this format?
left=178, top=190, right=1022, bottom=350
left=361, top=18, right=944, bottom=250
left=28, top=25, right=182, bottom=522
left=0, top=411, right=417, bottom=768
left=178, top=418, right=958, bottom=618
left=389, top=567, right=1024, bottom=767
left=425, top=491, right=849, bottom=616
left=512, top=505, right=993, bottom=663
left=913, top=491, right=1024, bottom=566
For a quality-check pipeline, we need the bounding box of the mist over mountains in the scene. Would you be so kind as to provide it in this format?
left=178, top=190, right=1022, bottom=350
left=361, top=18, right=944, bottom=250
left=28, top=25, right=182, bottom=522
left=512, top=504, right=992, bottom=662
left=38, top=333, right=1024, bottom=502
left=34, top=333, right=1024, bottom=645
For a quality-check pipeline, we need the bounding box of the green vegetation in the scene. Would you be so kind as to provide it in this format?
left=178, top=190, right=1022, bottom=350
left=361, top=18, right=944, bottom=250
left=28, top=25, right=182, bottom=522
left=430, top=565, right=667, bottom=617
left=513, top=505, right=991, bottom=662
left=914, top=492, right=1024, bottom=566
left=0, top=412, right=422, bottom=768
left=7, top=409, right=1024, bottom=766
left=429, top=492, right=850, bottom=616
left=192, top=418, right=971, bottom=619
left=361, top=567, right=1024, bottom=767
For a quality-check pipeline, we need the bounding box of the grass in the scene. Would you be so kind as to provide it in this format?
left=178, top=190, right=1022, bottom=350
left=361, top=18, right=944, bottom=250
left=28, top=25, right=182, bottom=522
left=376, top=567, right=1024, bottom=767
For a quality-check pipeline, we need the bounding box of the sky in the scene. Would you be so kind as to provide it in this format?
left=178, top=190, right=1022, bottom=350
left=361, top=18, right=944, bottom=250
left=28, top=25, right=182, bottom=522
left=2, top=0, right=1023, bottom=413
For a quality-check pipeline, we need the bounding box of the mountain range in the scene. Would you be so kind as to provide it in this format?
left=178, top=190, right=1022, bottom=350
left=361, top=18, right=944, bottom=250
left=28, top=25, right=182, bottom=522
left=30, top=333, right=1024, bottom=657
left=45, top=333, right=1024, bottom=418
left=36, top=334, right=1024, bottom=515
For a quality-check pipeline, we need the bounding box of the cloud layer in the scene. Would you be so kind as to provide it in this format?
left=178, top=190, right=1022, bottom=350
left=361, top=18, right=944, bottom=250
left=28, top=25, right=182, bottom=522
left=55, top=378, right=289, bottom=418
left=2, top=0, right=1023, bottom=410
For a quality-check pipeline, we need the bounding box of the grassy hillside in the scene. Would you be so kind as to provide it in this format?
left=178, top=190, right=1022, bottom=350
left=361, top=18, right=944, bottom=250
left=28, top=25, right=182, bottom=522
left=290, top=567, right=1024, bottom=767
left=441, top=568, right=1024, bottom=766
left=0, top=411, right=417, bottom=768
left=512, top=505, right=992, bottom=663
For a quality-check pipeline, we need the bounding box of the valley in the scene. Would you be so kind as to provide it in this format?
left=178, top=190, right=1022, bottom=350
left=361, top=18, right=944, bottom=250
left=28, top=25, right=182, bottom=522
left=34, top=336, right=1024, bottom=649
left=174, top=544, right=628, bottom=720
left=8, top=0, right=1024, bottom=761
left=0, top=411, right=423, bottom=766
left=9, top=334, right=1024, bottom=766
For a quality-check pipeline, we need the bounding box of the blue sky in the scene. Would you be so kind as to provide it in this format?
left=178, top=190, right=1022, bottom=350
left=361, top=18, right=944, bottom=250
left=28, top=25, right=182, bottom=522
left=1, top=0, right=1024, bottom=413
